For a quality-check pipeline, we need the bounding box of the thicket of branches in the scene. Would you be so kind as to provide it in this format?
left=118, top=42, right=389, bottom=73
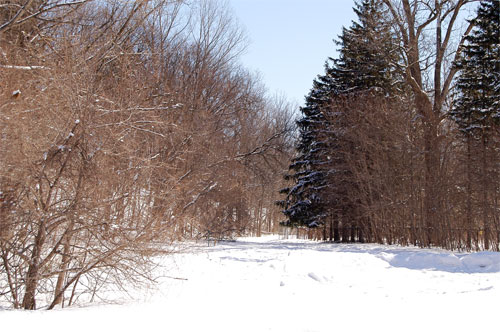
left=280, top=0, right=499, bottom=251
left=0, top=0, right=293, bottom=309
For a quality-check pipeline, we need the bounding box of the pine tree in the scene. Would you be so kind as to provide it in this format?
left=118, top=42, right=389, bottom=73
left=277, top=73, right=334, bottom=229
left=326, top=0, right=400, bottom=242
left=450, top=0, right=500, bottom=250
left=451, top=0, right=500, bottom=135
left=330, top=0, right=398, bottom=94
left=278, top=0, right=398, bottom=238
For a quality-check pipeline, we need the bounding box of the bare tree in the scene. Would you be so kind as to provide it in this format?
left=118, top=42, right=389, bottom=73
left=1, top=0, right=294, bottom=309
left=381, top=0, right=478, bottom=246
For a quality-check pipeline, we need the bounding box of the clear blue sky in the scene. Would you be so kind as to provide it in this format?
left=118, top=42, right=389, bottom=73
left=228, top=0, right=357, bottom=106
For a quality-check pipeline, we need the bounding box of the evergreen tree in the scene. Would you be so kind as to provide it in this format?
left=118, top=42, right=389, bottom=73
left=326, top=0, right=400, bottom=241
left=451, top=0, right=500, bottom=135
left=450, top=0, right=499, bottom=250
left=278, top=0, right=398, bottom=237
left=277, top=72, right=334, bottom=228
left=330, top=0, right=398, bottom=94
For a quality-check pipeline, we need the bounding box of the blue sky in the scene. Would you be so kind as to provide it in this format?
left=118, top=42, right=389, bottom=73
left=228, top=0, right=357, bottom=106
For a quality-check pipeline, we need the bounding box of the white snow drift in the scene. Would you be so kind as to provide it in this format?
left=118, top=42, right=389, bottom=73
left=1, top=235, right=499, bottom=332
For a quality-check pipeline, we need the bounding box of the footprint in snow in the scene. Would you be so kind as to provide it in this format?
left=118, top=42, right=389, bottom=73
left=308, top=272, right=322, bottom=283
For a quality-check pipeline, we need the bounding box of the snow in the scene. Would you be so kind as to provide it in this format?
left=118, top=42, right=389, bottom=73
left=1, top=236, right=499, bottom=331
left=371, top=247, right=500, bottom=273
left=2, top=65, right=46, bottom=70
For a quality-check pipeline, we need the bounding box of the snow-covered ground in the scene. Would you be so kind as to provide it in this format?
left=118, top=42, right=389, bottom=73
left=2, top=235, right=499, bottom=331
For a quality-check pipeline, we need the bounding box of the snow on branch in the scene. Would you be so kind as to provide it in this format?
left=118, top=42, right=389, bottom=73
left=0, top=65, right=47, bottom=70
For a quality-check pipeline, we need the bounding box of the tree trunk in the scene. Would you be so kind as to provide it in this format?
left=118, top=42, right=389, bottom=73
left=466, top=135, right=473, bottom=250
left=22, top=219, right=46, bottom=310
left=423, top=120, right=440, bottom=247
left=334, top=218, right=340, bottom=242
left=482, top=133, right=490, bottom=250
left=359, top=220, right=365, bottom=243
left=328, top=218, right=333, bottom=242
left=51, top=222, right=74, bottom=308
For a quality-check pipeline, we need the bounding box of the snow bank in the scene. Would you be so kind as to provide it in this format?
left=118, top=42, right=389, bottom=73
left=461, top=251, right=500, bottom=272
left=1, top=238, right=499, bottom=332
left=378, top=249, right=500, bottom=273
left=236, top=234, right=283, bottom=242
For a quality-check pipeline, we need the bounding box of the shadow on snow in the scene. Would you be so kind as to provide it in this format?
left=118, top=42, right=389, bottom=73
left=215, top=239, right=500, bottom=274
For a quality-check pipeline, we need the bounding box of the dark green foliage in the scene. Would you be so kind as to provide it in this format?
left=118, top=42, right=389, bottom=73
left=277, top=73, right=333, bottom=228
left=278, top=0, right=398, bottom=231
left=451, top=0, right=500, bottom=136
left=450, top=0, right=500, bottom=251
left=330, top=0, right=399, bottom=94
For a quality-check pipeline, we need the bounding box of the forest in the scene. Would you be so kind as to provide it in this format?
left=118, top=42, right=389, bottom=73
left=0, top=0, right=499, bottom=310
left=0, top=0, right=293, bottom=309
left=279, top=0, right=499, bottom=252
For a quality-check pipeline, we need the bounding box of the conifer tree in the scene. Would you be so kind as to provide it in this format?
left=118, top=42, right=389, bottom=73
left=277, top=73, right=334, bottom=229
left=326, top=0, right=399, bottom=241
left=450, top=0, right=499, bottom=249
left=278, top=0, right=398, bottom=238
left=451, top=0, right=499, bottom=135
left=330, top=0, right=398, bottom=94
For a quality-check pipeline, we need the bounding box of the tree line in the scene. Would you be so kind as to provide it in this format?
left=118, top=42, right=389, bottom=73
left=279, top=0, right=499, bottom=251
left=0, top=0, right=293, bottom=309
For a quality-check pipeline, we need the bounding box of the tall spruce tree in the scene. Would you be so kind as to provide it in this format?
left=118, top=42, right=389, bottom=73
left=451, top=0, right=500, bottom=135
left=450, top=0, right=499, bottom=250
left=277, top=73, right=334, bottom=229
left=278, top=0, right=398, bottom=237
left=330, top=0, right=398, bottom=95
left=326, top=0, right=399, bottom=241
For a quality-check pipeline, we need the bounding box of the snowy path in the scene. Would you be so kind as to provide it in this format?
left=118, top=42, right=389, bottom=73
left=2, top=236, right=499, bottom=331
